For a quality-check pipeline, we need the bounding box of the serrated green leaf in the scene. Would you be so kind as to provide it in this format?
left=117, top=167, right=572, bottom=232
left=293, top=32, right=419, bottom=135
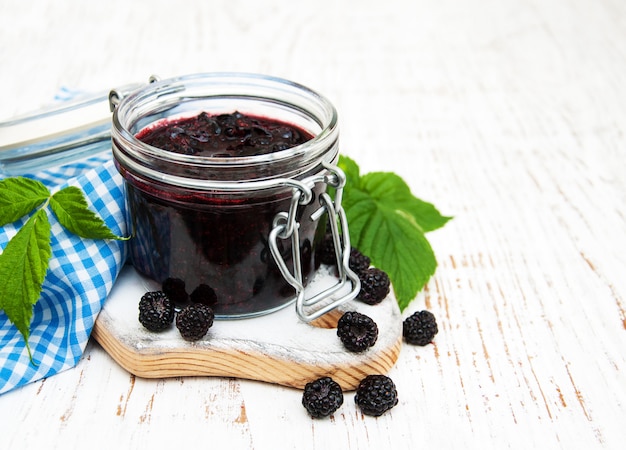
left=0, top=208, right=52, bottom=355
left=360, top=172, right=452, bottom=233
left=49, top=186, right=127, bottom=240
left=343, top=186, right=437, bottom=310
left=0, top=177, right=50, bottom=226
left=338, top=155, right=361, bottom=185
left=338, top=155, right=450, bottom=310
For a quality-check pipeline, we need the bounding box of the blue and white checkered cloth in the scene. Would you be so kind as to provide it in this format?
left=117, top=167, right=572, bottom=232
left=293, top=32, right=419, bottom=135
left=0, top=153, right=128, bottom=395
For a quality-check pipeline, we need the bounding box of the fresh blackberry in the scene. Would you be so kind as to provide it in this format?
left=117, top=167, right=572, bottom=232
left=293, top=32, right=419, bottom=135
left=190, top=283, right=217, bottom=306
left=357, top=267, right=390, bottom=305
left=162, top=277, right=188, bottom=306
left=403, top=310, right=438, bottom=346
left=301, top=376, right=344, bottom=418
left=354, top=374, right=399, bottom=416
left=175, top=303, right=215, bottom=341
left=336, top=311, right=378, bottom=352
left=348, top=247, right=370, bottom=275
left=317, top=230, right=372, bottom=273
left=138, top=291, right=175, bottom=332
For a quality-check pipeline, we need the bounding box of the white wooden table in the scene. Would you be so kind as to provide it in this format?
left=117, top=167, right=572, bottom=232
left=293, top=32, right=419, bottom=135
left=1, top=0, right=625, bottom=448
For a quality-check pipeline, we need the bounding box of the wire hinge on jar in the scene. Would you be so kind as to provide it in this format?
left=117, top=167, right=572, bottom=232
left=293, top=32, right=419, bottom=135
left=268, top=162, right=361, bottom=322
left=108, top=75, right=161, bottom=112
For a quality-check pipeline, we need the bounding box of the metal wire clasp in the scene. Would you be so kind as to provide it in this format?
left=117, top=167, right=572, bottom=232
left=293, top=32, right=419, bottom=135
left=268, top=162, right=361, bottom=322
left=108, top=75, right=160, bottom=112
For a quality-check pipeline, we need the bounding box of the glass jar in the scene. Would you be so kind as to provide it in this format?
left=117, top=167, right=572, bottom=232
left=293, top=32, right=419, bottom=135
left=110, top=73, right=359, bottom=319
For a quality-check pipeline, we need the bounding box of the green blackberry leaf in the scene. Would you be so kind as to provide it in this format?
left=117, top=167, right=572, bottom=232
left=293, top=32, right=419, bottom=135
left=338, top=155, right=450, bottom=311
left=338, top=154, right=361, bottom=184
left=50, top=186, right=127, bottom=240
left=0, top=208, right=52, bottom=358
left=0, top=177, right=50, bottom=226
left=1, top=177, right=127, bottom=361
left=360, top=172, right=452, bottom=233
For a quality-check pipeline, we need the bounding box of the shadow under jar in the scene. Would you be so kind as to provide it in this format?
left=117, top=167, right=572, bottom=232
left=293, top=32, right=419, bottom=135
left=111, top=73, right=349, bottom=318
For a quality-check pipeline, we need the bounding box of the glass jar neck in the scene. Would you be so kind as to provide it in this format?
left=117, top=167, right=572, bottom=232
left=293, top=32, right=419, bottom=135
left=111, top=73, right=339, bottom=190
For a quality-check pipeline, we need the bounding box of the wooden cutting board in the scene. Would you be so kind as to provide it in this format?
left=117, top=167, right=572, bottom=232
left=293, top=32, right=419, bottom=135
left=92, top=265, right=402, bottom=391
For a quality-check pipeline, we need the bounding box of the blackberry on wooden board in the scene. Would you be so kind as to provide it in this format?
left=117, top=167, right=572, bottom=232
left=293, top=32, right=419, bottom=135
left=348, top=247, right=371, bottom=275
left=336, top=311, right=378, bottom=352
left=176, top=303, right=215, bottom=341
left=162, top=277, right=188, bottom=305
left=138, top=291, right=175, bottom=332
left=190, top=283, right=217, bottom=306
left=357, top=267, right=390, bottom=305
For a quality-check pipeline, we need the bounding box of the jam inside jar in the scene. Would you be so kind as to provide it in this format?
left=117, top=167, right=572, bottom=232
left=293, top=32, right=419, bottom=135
left=111, top=73, right=347, bottom=318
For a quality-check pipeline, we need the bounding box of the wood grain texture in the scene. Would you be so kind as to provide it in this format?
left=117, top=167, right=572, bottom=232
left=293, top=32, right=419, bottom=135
left=92, top=266, right=402, bottom=390
left=1, top=0, right=625, bottom=449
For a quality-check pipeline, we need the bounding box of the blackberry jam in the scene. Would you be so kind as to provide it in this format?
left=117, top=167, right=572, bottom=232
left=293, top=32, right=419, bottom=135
left=136, top=111, right=313, bottom=158
left=111, top=73, right=356, bottom=319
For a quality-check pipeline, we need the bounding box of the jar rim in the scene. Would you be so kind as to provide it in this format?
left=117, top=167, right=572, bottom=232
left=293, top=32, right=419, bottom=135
left=111, top=72, right=338, bottom=172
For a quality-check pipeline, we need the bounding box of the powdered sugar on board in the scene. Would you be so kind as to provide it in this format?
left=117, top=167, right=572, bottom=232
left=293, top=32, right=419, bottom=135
left=93, top=264, right=402, bottom=390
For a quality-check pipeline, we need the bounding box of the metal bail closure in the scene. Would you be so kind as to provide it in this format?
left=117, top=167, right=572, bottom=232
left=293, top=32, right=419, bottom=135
left=108, top=75, right=160, bottom=112
left=269, top=162, right=361, bottom=322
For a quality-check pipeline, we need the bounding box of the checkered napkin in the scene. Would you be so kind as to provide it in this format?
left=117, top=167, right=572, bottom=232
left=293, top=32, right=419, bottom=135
left=0, top=153, right=128, bottom=395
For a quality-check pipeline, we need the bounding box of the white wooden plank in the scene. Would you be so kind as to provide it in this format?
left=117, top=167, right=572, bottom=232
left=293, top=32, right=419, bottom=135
left=0, top=0, right=625, bottom=448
